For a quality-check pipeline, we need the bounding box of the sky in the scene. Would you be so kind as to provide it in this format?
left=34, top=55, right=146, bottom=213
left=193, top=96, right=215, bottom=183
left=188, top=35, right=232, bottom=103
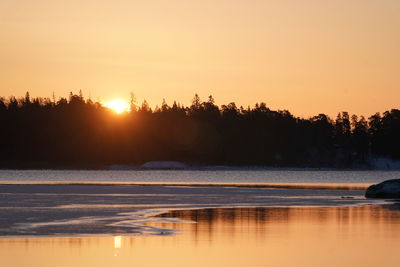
left=0, top=0, right=399, bottom=117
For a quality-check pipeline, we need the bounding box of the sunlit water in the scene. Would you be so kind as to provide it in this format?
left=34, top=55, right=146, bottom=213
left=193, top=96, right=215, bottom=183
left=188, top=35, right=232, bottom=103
left=1, top=206, right=400, bottom=267
left=1, top=170, right=399, bottom=266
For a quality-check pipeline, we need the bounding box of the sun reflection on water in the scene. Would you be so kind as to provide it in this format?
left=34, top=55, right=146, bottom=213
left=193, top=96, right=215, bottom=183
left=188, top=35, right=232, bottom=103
left=114, top=236, right=122, bottom=249
left=114, top=236, right=122, bottom=256
left=2, top=206, right=400, bottom=267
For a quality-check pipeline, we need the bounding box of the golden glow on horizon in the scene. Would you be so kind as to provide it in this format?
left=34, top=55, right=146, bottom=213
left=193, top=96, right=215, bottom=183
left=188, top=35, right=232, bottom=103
left=0, top=0, right=399, bottom=117
left=105, top=99, right=130, bottom=114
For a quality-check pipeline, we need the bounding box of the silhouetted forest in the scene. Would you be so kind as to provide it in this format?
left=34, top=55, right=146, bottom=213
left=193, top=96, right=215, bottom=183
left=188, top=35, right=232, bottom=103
left=1, top=92, right=399, bottom=169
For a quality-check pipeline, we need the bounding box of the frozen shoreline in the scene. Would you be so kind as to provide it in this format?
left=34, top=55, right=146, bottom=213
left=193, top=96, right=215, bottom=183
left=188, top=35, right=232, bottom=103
left=0, top=183, right=389, bottom=237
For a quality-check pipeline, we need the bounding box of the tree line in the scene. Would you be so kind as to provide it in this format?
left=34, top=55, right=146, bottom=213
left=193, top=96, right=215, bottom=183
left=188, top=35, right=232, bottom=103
left=0, top=92, right=399, bottom=168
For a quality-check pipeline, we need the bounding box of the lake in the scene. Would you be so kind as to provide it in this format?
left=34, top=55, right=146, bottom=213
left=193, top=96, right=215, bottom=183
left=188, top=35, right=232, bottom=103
left=0, top=170, right=399, bottom=266
left=1, top=205, right=400, bottom=267
left=0, top=169, right=399, bottom=184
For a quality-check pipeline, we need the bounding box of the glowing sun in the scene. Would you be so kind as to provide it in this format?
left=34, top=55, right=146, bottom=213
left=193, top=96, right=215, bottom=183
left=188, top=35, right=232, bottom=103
left=105, top=99, right=130, bottom=114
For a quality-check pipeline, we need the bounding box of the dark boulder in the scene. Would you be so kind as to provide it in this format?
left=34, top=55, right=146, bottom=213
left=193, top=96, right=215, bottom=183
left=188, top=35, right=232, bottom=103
left=365, top=179, right=400, bottom=198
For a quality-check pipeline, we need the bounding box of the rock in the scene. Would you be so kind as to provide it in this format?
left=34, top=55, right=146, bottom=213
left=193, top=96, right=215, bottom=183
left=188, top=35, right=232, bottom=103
left=365, top=179, right=400, bottom=198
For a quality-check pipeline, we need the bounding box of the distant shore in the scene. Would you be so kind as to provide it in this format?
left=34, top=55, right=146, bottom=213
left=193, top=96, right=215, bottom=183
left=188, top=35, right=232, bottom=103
left=1, top=161, right=400, bottom=171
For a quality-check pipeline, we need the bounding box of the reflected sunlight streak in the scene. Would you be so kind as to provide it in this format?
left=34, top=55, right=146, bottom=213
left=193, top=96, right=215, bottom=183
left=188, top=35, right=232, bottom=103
left=114, top=236, right=122, bottom=249
left=2, top=206, right=400, bottom=267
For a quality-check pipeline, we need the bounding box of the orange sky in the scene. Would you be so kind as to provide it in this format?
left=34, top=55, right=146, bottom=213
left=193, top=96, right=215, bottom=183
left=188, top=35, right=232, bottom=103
left=0, top=0, right=399, bottom=117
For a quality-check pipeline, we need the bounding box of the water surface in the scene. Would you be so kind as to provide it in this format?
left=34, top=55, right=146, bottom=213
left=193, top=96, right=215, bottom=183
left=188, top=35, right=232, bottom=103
left=0, top=169, right=398, bottom=184
left=0, top=170, right=397, bottom=266
left=0, top=184, right=377, bottom=236
left=1, top=206, right=400, bottom=267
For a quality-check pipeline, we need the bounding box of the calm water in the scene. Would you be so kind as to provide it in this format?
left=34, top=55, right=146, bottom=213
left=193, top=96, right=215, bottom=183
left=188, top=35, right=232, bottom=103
left=0, top=170, right=398, bottom=266
left=1, top=206, right=400, bottom=267
left=0, top=169, right=399, bottom=184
